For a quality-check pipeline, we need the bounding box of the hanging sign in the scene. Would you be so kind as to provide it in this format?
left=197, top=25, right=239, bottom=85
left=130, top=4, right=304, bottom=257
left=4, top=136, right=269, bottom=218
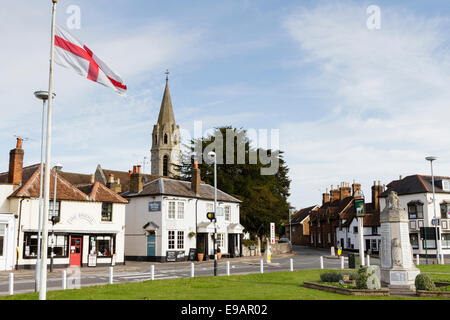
left=355, top=198, right=365, bottom=216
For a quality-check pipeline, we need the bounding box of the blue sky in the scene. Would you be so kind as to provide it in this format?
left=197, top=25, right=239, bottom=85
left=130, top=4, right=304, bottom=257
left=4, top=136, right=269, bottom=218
left=2, top=0, right=450, bottom=210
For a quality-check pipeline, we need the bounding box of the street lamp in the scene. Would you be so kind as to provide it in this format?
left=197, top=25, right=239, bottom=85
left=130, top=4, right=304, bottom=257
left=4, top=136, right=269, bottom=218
left=33, top=90, right=55, bottom=291
left=426, top=156, right=442, bottom=264
left=50, top=163, right=62, bottom=272
left=208, top=151, right=218, bottom=276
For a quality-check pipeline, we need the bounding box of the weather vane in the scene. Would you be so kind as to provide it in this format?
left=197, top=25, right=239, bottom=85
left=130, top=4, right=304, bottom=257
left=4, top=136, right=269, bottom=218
left=165, top=69, right=170, bottom=81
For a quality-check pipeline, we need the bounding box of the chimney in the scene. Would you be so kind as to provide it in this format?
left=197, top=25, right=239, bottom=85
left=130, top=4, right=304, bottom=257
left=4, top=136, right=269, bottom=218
left=340, top=182, right=351, bottom=200
left=371, top=180, right=383, bottom=212
left=107, top=174, right=122, bottom=193
left=191, top=161, right=201, bottom=196
left=90, top=174, right=95, bottom=184
left=322, top=188, right=330, bottom=205
left=352, top=180, right=361, bottom=196
left=330, top=186, right=340, bottom=202
left=8, top=138, right=24, bottom=186
left=129, top=165, right=143, bottom=193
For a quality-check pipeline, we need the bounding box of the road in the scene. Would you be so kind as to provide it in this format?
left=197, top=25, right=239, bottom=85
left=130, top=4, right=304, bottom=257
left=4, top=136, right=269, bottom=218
left=0, top=246, right=379, bottom=296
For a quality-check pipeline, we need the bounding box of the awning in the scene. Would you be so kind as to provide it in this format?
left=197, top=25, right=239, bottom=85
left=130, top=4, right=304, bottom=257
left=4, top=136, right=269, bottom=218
left=227, top=223, right=244, bottom=234
left=197, top=221, right=216, bottom=233
left=143, top=221, right=159, bottom=231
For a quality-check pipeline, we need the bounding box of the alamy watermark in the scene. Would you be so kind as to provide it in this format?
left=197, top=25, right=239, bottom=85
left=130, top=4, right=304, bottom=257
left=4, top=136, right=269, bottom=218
left=366, top=5, right=381, bottom=30
left=66, top=4, right=81, bottom=30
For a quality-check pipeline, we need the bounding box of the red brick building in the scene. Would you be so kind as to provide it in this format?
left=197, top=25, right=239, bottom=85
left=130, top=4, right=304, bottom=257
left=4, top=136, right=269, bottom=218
left=309, top=181, right=382, bottom=249
left=285, top=205, right=318, bottom=245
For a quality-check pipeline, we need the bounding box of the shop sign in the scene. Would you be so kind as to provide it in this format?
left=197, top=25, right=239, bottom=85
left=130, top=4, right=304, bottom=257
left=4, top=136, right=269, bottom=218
left=148, top=201, right=161, bottom=212
left=88, top=254, right=97, bottom=267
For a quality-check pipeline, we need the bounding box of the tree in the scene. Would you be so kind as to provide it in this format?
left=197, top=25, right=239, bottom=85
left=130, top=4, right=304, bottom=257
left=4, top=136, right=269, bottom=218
left=180, top=126, right=291, bottom=240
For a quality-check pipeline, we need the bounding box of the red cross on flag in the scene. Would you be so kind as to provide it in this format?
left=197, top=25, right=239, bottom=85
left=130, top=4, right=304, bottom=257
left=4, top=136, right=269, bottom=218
left=54, top=24, right=127, bottom=96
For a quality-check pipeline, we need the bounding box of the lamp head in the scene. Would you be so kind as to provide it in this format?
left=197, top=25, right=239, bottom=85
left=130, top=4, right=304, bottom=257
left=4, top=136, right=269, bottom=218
left=54, top=163, right=63, bottom=172
left=425, top=156, right=437, bottom=162
left=34, top=90, right=56, bottom=101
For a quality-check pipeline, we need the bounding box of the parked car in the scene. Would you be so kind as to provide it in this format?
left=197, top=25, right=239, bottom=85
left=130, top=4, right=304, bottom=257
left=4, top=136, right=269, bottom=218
left=278, top=238, right=291, bottom=244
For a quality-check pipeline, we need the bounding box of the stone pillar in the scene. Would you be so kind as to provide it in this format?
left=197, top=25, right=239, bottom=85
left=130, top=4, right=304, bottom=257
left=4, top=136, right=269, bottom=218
left=380, top=192, right=420, bottom=290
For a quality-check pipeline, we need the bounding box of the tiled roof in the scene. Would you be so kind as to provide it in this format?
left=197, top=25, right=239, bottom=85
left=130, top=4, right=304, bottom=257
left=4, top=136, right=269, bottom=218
left=6, top=164, right=127, bottom=203
left=122, top=177, right=242, bottom=203
left=286, top=205, right=317, bottom=225
left=77, top=182, right=128, bottom=204
left=380, top=174, right=450, bottom=197
left=59, top=171, right=92, bottom=185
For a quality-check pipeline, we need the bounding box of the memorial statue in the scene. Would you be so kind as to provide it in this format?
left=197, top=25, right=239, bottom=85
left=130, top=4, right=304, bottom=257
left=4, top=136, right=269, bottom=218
left=391, top=238, right=402, bottom=267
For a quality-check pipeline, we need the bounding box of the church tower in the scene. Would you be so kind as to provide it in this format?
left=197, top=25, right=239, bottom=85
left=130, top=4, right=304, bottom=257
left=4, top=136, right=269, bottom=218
left=151, top=71, right=181, bottom=177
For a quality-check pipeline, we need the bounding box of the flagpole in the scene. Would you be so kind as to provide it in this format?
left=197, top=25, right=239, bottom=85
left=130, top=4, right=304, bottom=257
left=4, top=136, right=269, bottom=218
left=39, top=0, right=58, bottom=301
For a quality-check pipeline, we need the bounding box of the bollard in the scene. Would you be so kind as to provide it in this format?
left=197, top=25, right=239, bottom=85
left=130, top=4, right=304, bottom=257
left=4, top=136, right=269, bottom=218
left=320, top=256, right=324, bottom=269
left=340, top=256, right=344, bottom=269
left=9, top=273, right=13, bottom=296
left=260, top=259, right=264, bottom=274
left=151, top=265, right=155, bottom=280
left=331, top=246, right=335, bottom=256
left=290, top=258, right=294, bottom=272
left=62, top=270, right=67, bottom=290
left=191, top=262, right=195, bottom=278
left=366, top=254, right=370, bottom=266
left=416, top=254, right=419, bottom=265
left=109, top=266, right=113, bottom=284
left=226, top=261, right=230, bottom=276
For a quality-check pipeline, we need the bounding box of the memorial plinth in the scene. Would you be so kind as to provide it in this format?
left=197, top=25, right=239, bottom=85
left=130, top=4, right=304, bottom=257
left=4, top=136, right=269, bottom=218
left=380, top=192, right=420, bottom=290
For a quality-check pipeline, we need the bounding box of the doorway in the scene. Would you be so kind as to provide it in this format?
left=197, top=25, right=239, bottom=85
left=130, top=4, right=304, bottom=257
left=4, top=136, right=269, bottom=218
left=147, top=232, right=156, bottom=256
left=69, top=236, right=82, bottom=266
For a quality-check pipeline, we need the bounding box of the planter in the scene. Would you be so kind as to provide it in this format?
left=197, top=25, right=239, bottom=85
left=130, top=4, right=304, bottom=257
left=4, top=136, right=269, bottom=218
left=197, top=253, right=204, bottom=262
left=217, top=253, right=222, bottom=259
left=416, top=281, right=450, bottom=298
left=303, top=281, right=390, bottom=296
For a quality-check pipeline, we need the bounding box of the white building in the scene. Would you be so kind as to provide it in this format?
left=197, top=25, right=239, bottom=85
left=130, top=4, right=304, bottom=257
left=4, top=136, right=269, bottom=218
left=0, top=139, right=128, bottom=270
left=379, top=174, right=450, bottom=261
left=336, top=214, right=381, bottom=253
left=123, top=164, right=244, bottom=262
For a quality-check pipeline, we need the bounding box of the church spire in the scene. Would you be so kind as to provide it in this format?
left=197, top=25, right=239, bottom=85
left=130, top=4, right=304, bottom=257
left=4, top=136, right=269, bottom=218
left=157, top=69, right=175, bottom=125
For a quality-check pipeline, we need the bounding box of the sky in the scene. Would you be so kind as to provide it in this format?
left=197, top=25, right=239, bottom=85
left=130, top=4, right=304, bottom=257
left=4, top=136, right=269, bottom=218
left=1, top=0, right=450, bottom=211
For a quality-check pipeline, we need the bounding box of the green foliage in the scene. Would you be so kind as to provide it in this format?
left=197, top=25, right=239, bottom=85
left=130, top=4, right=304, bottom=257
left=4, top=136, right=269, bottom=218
left=415, top=274, right=436, bottom=291
left=320, top=271, right=342, bottom=283
left=180, top=126, right=291, bottom=238
left=242, top=239, right=256, bottom=247
left=356, top=267, right=369, bottom=289
left=341, top=271, right=358, bottom=280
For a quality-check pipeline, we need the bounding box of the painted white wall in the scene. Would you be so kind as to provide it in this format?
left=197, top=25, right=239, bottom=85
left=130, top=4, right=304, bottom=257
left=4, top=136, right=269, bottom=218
left=380, top=192, right=450, bottom=255
left=9, top=197, right=126, bottom=267
left=124, top=194, right=241, bottom=259
left=336, top=218, right=380, bottom=251
left=0, top=185, right=13, bottom=212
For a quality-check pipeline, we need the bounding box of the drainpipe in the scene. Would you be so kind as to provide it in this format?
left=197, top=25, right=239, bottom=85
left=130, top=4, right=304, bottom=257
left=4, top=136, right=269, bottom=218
left=16, top=198, right=25, bottom=270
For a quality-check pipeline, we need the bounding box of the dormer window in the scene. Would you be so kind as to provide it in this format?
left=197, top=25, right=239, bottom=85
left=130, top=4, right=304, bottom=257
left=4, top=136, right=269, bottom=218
left=408, top=201, right=424, bottom=219
left=441, top=180, right=450, bottom=191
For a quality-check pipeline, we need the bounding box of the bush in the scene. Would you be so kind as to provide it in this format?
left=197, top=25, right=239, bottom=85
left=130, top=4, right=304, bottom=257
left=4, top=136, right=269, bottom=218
left=356, top=267, right=369, bottom=289
left=415, top=274, right=436, bottom=291
left=320, top=271, right=342, bottom=283
left=341, top=271, right=358, bottom=280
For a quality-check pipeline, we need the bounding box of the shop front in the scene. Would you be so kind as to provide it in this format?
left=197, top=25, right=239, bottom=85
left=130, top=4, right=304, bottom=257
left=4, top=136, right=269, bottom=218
left=0, top=214, right=15, bottom=271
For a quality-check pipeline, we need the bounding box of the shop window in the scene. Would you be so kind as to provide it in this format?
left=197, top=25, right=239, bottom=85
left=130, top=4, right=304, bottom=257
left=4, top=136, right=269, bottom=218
left=177, top=202, right=184, bottom=219
left=440, top=203, right=450, bottom=219
left=89, top=235, right=114, bottom=257
left=423, top=239, right=436, bottom=249
left=410, top=233, right=419, bottom=249
left=408, top=201, right=424, bottom=219
left=442, top=234, right=450, bottom=249
left=168, top=201, right=176, bottom=219
left=23, top=233, right=68, bottom=258
left=225, top=206, right=231, bottom=221
left=168, top=231, right=175, bottom=249
left=177, top=231, right=184, bottom=249
left=102, top=203, right=113, bottom=221
left=49, top=200, right=61, bottom=220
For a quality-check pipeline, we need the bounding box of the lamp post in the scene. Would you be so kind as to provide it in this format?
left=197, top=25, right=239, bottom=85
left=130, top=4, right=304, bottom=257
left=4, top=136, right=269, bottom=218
left=33, top=90, right=55, bottom=292
left=426, top=156, right=441, bottom=264
left=50, top=163, right=62, bottom=272
left=208, top=151, right=218, bottom=276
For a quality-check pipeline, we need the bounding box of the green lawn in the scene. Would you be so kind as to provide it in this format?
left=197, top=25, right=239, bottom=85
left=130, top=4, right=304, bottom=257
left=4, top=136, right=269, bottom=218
left=417, top=264, right=450, bottom=282
left=2, top=267, right=449, bottom=300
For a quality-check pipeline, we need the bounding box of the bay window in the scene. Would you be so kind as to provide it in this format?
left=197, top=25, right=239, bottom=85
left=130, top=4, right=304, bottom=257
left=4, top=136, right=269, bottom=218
left=89, top=235, right=114, bottom=257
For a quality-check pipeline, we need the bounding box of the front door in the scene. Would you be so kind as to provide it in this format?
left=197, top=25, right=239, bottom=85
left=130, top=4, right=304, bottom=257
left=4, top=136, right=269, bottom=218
left=147, top=233, right=156, bottom=256
left=69, top=236, right=82, bottom=266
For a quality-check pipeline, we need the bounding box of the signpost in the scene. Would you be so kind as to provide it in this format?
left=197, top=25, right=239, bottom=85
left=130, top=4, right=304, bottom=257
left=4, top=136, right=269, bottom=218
left=354, top=192, right=365, bottom=267
left=270, top=222, right=275, bottom=244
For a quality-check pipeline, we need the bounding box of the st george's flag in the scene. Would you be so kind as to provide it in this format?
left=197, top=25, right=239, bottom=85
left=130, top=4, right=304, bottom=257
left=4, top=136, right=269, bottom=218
left=54, top=24, right=127, bottom=96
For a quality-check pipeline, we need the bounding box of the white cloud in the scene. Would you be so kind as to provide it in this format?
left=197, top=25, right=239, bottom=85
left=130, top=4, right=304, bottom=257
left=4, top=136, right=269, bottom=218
left=282, top=2, right=450, bottom=209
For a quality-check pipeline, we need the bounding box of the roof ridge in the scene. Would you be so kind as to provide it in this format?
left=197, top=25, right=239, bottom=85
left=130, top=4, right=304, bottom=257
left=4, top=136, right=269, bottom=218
left=416, top=175, right=429, bottom=193
left=9, top=166, right=40, bottom=197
